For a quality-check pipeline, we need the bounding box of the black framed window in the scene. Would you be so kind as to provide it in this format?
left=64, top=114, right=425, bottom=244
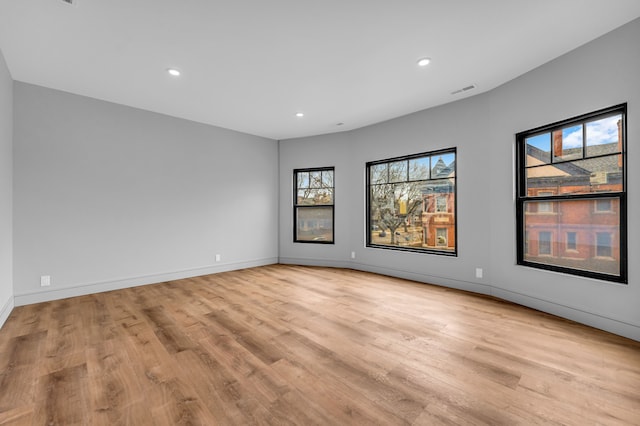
left=366, top=148, right=456, bottom=255
left=516, top=104, right=627, bottom=283
left=293, top=167, right=334, bottom=243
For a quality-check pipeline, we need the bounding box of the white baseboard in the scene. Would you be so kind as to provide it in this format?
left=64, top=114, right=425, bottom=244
left=14, top=257, right=278, bottom=306
left=278, top=258, right=640, bottom=342
left=279, top=257, right=491, bottom=295
left=349, top=261, right=493, bottom=295
left=0, top=296, right=14, bottom=329
left=278, top=257, right=351, bottom=269
left=491, top=287, right=640, bottom=342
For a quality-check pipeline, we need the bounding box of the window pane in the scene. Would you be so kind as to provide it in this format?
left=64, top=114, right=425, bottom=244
left=296, top=207, right=333, bottom=242
left=370, top=180, right=455, bottom=251
left=526, top=154, right=622, bottom=195
left=320, top=188, right=333, bottom=204
left=297, top=188, right=333, bottom=205
left=526, top=133, right=551, bottom=166
left=321, top=170, right=334, bottom=188
left=297, top=188, right=316, bottom=205
left=297, top=172, right=309, bottom=189
left=523, top=198, right=620, bottom=276
left=432, top=153, right=455, bottom=177
left=297, top=189, right=314, bottom=205
left=309, top=171, right=322, bottom=188
left=586, top=114, right=622, bottom=157
left=370, top=164, right=388, bottom=184
left=553, top=125, right=583, bottom=162
left=409, top=157, right=430, bottom=181
left=389, top=161, right=408, bottom=183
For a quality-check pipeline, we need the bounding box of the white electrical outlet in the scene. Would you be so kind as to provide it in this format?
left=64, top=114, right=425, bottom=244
left=351, top=251, right=356, bottom=259
left=40, top=275, right=51, bottom=287
left=215, top=254, right=221, bottom=262
left=475, top=268, right=483, bottom=279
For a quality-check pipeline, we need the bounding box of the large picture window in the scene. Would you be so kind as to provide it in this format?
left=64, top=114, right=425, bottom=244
left=366, top=149, right=456, bottom=255
left=516, top=104, right=627, bottom=283
left=294, top=167, right=334, bottom=243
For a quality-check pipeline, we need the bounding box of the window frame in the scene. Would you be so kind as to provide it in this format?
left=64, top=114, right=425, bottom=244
left=366, top=148, right=457, bottom=256
left=293, top=167, right=335, bottom=244
left=515, top=104, right=627, bottom=283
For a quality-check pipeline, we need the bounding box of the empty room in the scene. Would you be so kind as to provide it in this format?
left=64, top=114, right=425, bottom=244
left=1, top=1, right=639, bottom=424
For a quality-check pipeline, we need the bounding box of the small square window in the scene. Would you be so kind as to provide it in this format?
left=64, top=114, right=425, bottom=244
left=596, top=232, right=612, bottom=257
left=538, top=191, right=554, bottom=213
left=594, top=199, right=612, bottom=212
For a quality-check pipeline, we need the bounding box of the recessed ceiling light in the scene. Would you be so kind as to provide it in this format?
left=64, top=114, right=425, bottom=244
left=295, top=112, right=304, bottom=117
left=417, top=57, right=431, bottom=67
left=167, top=68, right=181, bottom=77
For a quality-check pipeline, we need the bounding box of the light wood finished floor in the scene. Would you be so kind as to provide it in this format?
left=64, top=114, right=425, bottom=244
left=0, top=264, right=639, bottom=425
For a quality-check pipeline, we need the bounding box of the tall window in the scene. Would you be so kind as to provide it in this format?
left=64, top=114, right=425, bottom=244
left=566, top=232, right=577, bottom=251
left=293, top=167, right=334, bottom=243
left=366, top=148, right=456, bottom=255
left=538, top=231, right=552, bottom=255
left=516, top=104, right=627, bottom=283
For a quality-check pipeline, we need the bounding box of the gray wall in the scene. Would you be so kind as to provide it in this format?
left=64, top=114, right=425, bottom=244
left=487, top=18, right=640, bottom=340
left=0, top=49, right=13, bottom=327
left=279, top=18, right=640, bottom=340
left=13, top=83, right=279, bottom=304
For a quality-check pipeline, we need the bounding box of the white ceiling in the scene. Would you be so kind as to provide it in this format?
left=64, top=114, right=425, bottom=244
left=1, top=1, right=639, bottom=140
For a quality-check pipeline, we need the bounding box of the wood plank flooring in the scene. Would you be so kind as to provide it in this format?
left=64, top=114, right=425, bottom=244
left=0, top=264, right=639, bottom=425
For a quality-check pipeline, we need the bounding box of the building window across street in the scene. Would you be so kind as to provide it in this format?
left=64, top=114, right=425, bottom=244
left=294, top=167, right=334, bottom=243
left=566, top=232, right=577, bottom=251
left=516, top=104, right=627, bottom=283
left=366, top=148, right=457, bottom=255
left=538, top=231, right=552, bottom=255
left=595, top=198, right=612, bottom=212
left=596, top=232, right=612, bottom=258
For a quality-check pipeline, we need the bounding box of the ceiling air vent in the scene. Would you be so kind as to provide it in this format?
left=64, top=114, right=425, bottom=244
left=451, top=84, right=476, bottom=95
